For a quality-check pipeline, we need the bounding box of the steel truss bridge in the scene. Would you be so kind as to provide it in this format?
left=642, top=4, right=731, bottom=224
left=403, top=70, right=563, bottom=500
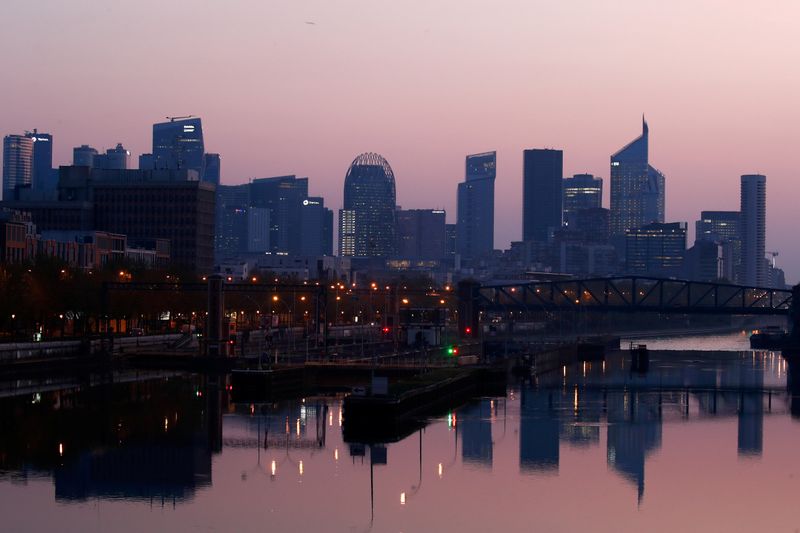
left=475, top=277, right=793, bottom=316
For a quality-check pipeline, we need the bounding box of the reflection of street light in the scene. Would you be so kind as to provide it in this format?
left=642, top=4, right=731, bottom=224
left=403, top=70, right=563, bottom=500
left=399, top=429, right=425, bottom=506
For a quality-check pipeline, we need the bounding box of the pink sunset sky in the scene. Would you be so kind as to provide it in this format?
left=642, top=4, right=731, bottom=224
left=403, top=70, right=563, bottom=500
left=1, top=1, right=798, bottom=280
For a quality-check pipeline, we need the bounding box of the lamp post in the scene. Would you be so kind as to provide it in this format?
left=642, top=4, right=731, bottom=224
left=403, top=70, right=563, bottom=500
left=271, top=295, right=295, bottom=359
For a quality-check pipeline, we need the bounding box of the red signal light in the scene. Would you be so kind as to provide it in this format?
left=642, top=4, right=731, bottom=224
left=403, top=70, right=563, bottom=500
left=382, top=327, right=390, bottom=333
left=465, top=327, right=472, bottom=335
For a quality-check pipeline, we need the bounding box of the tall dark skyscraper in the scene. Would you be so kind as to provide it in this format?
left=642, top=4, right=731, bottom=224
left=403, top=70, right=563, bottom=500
left=204, top=153, right=221, bottom=186
left=456, top=151, right=495, bottom=260
left=152, top=117, right=205, bottom=177
left=563, top=173, right=602, bottom=227
left=215, top=184, right=252, bottom=260
left=300, top=196, right=334, bottom=256
left=740, top=174, right=766, bottom=286
left=339, top=153, right=396, bottom=258
left=250, top=175, right=309, bottom=256
left=523, top=148, right=563, bottom=242
left=396, top=208, right=447, bottom=260
left=610, top=118, right=665, bottom=236
left=25, top=130, right=53, bottom=190
left=2, top=135, right=33, bottom=200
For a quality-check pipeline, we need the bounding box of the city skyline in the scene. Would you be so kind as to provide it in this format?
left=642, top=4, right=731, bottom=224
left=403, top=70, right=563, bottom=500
left=1, top=1, right=798, bottom=279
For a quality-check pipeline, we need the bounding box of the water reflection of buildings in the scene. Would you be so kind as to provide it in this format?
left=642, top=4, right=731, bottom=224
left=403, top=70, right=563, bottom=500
left=606, top=391, right=662, bottom=504
left=519, top=388, right=559, bottom=472
left=460, top=399, right=493, bottom=467
left=516, top=352, right=785, bottom=502
left=0, top=373, right=224, bottom=503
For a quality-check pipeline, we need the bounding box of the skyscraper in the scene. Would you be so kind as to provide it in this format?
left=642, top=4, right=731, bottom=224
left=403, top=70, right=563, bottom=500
left=396, top=209, right=447, bottom=260
left=299, top=196, right=334, bottom=256
left=215, top=184, right=251, bottom=260
left=152, top=117, right=205, bottom=177
left=610, top=118, right=665, bottom=236
left=563, top=173, right=602, bottom=227
left=74, top=145, right=98, bottom=167
left=523, top=148, right=563, bottom=242
left=696, top=210, right=741, bottom=282
left=339, top=153, right=396, bottom=258
left=625, top=222, right=686, bottom=277
left=740, top=174, right=766, bottom=286
left=250, top=175, right=309, bottom=255
left=25, top=130, right=53, bottom=190
left=204, top=153, right=221, bottom=186
left=456, top=151, right=495, bottom=260
left=2, top=135, right=33, bottom=200
left=95, top=144, right=131, bottom=170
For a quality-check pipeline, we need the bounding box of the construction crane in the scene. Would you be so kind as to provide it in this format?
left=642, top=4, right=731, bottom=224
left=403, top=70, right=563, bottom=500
left=767, top=251, right=779, bottom=268
left=165, top=115, right=194, bottom=122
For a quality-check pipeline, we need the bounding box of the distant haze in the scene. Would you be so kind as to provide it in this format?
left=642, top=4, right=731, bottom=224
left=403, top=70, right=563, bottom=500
left=1, top=1, right=798, bottom=280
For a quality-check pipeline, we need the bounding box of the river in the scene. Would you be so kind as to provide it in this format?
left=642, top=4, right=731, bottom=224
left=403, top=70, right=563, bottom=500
left=1, top=332, right=798, bottom=532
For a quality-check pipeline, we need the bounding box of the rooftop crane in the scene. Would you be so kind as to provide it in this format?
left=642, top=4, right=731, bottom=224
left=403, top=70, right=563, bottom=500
left=165, top=115, right=194, bottom=122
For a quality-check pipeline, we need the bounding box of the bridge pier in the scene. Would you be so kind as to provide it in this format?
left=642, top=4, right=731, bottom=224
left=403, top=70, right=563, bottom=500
left=206, top=274, right=225, bottom=357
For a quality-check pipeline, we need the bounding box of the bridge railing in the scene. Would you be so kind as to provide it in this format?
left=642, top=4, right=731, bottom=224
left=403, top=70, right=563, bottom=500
left=477, top=277, right=792, bottom=315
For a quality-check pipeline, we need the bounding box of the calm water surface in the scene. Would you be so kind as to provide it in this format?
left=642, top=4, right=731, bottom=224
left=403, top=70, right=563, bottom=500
left=2, top=332, right=800, bottom=533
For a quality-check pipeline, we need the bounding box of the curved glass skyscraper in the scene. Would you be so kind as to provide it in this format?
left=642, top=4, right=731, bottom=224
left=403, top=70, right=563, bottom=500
left=610, top=118, right=665, bottom=236
left=339, top=152, right=396, bottom=258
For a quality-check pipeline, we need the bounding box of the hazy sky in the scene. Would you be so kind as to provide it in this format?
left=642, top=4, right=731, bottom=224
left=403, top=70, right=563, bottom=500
left=1, top=1, right=798, bottom=280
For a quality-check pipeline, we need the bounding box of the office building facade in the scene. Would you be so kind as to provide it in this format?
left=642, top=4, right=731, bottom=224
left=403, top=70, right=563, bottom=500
left=152, top=117, right=205, bottom=177
left=610, top=118, right=665, bottom=236
left=2, top=135, right=33, bottom=200
left=625, top=222, right=686, bottom=277
left=339, top=153, right=397, bottom=258
left=696, top=210, right=741, bottom=283
left=91, top=168, right=216, bottom=273
left=740, top=174, right=766, bottom=286
left=26, top=130, right=53, bottom=191
left=456, top=151, right=495, bottom=260
left=563, top=173, right=602, bottom=227
left=250, top=175, right=309, bottom=256
left=299, top=196, right=334, bottom=257
left=204, top=153, right=221, bottom=186
left=396, top=209, right=447, bottom=260
left=523, top=149, right=563, bottom=242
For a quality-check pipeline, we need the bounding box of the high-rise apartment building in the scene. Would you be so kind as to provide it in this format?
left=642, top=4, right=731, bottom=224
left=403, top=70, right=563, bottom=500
left=610, top=118, right=665, bottom=236
left=456, top=152, right=495, bottom=260
left=2, top=135, right=33, bottom=200
left=563, top=173, right=602, bottom=227
left=740, top=174, right=766, bottom=286
left=523, top=149, right=563, bottom=242
left=339, top=153, right=396, bottom=258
